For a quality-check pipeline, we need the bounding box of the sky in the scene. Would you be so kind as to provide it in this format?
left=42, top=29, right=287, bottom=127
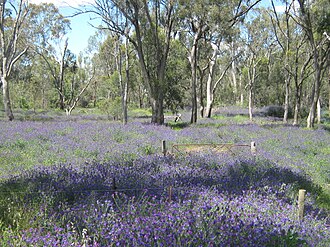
left=30, top=0, right=94, bottom=8
left=30, top=0, right=99, bottom=55
left=29, top=0, right=287, bottom=56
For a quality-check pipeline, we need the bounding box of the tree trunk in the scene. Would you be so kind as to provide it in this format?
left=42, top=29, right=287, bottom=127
left=248, top=57, right=258, bottom=121
left=230, top=42, right=238, bottom=103
left=199, top=80, right=204, bottom=118
left=205, top=43, right=217, bottom=118
left=0, top=0, right=29, bottom=121
left=189, top=23, right=207, bottom=124
left=297, top=0, right=325, bottom=128
left=248, top=85, right=253, bottom=121
left=293, top=83, right=302, bottom=126
left=205, top=63, right=213, bottom=118
left=307, top=63, right=322, bottom=128
left=239, top=74, right=244, bottom=106
left=329, top=83, right=330, bottom=112
left=328, top=67, right=330, bottom=112
left=1, top=75, right=14, bottom=121
left=198, top=66, right=207, bottom=118
left=151, top=93, right=164, bottom=124
left=283, top=45, right=290, bottom=123
left=65, top=72, right=93, bottom=116
left=283, top=77, right=290, bottom=123
left=190, top=37, right=198, bottom=124
left=122, top=38, right=130, bottom=125
left=58, top=39, right=68, bottom=110
left=115, top=35, right=129, bottom=125
left=133, top=14, right=168, bottom=125
left=93, top=80, right=97, bottom=108
left=58, top=59, right=65, bottom=110
left=138, top=85, right=144, bottom=108
left=317, top=98, right=321, bottom=124
left=231, top=62, right=238, bottom=104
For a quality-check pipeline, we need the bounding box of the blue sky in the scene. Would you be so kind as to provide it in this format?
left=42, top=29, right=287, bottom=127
left=60, top=7, right=100, bottom=55
left=30, top=0, right=98, bottom=55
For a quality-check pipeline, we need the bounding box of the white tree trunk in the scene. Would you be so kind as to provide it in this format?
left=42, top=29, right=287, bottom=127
left=1, top=75, right=14, bottom=121
left=205, top=43, right=217, bottom=118
left=328, top=67, right=330, bottom=112
left=317, top=98, right=321, bottom=124
left=283, top=77, right=290, bottom=123
left=248, top=85, right=253, bottom=121
left=189, top=31, right=200, bottom=124
left=122, top=38, right=130, bottom=125
left=239, top=74, right=244, bottom=106
left=307, top=66, right=322, bottom=128
left=230, top=41, right=238, bottom=103
left=0, top=0, right=29, bottom=120
left=248, top=57, right=258, bottom=121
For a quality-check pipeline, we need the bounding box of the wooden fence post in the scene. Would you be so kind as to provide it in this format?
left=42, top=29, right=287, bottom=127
left=298, top=189, right=306, bottom=221
left=162, top=140, right=167, bottom=156
left=250, top=141, right=256, bottom=159
left=168, top=186, right=172, bottom=202
left=112, top=177, right=117, bottom=191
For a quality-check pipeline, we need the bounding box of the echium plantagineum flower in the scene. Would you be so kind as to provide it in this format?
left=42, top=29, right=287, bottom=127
left=1, top=116, right=329, bottom=247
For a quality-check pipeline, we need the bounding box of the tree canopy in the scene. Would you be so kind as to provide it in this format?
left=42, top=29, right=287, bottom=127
left=0, top=0, right=329, bottom=127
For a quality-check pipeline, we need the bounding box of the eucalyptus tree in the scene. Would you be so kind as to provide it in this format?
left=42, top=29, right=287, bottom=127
left=269, top=0, right=294, bottom=123
left=64, top=54, right=95, bottom=116
left=84, top=30, right=109, bottom=108
left=164, top=37, right=190, bottom=113
left=91, top=31, right=130, bottom=124
left=39, top=38, right=94, bottom=115
left=0, top=1, right=72, bottom=119
left=29, top=3, right=71, bottom=110
left=90, top=0, right=177, bottom=124
left=178, top=0, right=211, bottom=123
left=270, top=1, right=315, bottom=125
left=293, top=0, right=330, bottom=127
left=107, top=34, right=130, bottom=124
left=229, top=36, right=245, bottom=106
left=9, top=51, right=53, bottom=110
left=178, top=0, right=261, bottom=123
left=242, top=8, right=278, bottom=120
left=0, top=0, right=30, bottom=120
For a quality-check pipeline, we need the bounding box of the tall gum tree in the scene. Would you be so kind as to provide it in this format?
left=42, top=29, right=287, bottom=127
left=90, top=0, right=176, bottom=124
left=0, top=0, right=29, bottom=120
left=0, top=1, right=70, bottom=120
left=270, top=0, right=293, bottom=123
left=294, top=0, right=330, bottom=128
left=242, top=8, right=275, bottom=121
left=29, top=3, right=70, bottom=110
left=94, top=32, right=130, bottom=124
left=179, top=0, right=261, bottom=123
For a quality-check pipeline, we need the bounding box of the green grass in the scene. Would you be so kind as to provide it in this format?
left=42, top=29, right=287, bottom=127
left=129, top=107, right=152, bottom=117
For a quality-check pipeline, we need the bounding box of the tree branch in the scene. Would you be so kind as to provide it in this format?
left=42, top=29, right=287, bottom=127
left=229, top=0, right=262, bottom=26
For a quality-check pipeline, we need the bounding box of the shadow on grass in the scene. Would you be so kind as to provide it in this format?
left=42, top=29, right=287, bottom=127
left=0, top=155, right=329, bottom=246
left=165, top=121, right=190, bottom=130
left=0, top=155, right=327, bottom=211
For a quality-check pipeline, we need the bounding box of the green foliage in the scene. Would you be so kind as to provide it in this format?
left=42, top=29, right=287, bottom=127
left=141, top=145, right=157, bottom=155
left=0, top=0, right=328, bottom=129
left=164, top=40, right=189, bottom=112
left=311, top=0, right=330, bottom=34
left=97, top=97, right=122, bottom=120
left=270, top=231, right=308, bottom=247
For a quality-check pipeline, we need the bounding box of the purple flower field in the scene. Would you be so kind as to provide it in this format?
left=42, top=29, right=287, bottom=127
left=0, top=113, right=329, bottom=246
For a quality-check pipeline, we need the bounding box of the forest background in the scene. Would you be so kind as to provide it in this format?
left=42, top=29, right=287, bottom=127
left=0, top=0, right=329, bottom=127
